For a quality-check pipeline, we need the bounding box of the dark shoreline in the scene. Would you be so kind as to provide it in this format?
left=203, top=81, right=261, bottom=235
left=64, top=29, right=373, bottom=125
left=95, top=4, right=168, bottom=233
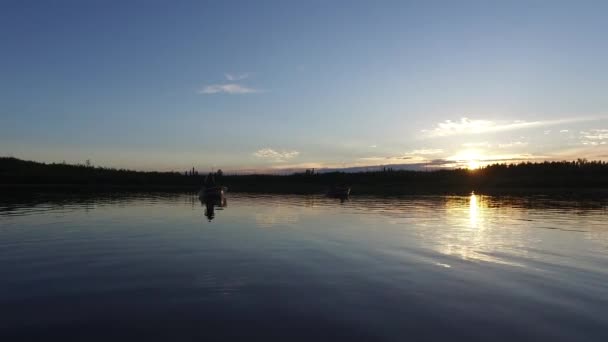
left=2, top=183, right=608, bottom=197
left=3, top=157, right=608, bottom=198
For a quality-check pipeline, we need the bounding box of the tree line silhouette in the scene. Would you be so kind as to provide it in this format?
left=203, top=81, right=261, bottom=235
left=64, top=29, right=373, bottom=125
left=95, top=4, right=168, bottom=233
left=1, top=157, right=607, bottom=194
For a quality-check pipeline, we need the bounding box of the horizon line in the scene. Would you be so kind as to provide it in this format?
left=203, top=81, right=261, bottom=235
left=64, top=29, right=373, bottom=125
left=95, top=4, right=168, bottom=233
left=2, top=155, right=604, bottom=175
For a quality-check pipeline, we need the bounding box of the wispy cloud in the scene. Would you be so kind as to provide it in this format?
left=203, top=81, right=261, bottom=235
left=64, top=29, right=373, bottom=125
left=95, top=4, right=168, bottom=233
left=498, top=141, right=528, bottom=149
left=199, top=83, right=259, bottom=94
left=350, top=152, right=548, bottom=170
left=462, top=142, right=491, bottom=148
left=358, top=156, right=414, bottom=162
left=408, top=148, right=443, bottom=155
left=356, top=148, right=443, bottom=165
left=224, top=72, right=251, bottom=81
left=253, top=148, right=300, bottom=162
left=199, top=72, right=260, bottom=94
left=422, top=117, right=604, bottom=137
left=580, top=129, right=608, bottom=146
left=445, top=152, right=547, bottom=168
left=422, top=118, right=532, bottom=137
left=252, top=150, right=565, bottom=173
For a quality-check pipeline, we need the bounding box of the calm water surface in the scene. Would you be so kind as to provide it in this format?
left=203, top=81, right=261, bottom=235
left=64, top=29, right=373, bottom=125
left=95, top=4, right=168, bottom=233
left=1, top=193, right=607, bottom=341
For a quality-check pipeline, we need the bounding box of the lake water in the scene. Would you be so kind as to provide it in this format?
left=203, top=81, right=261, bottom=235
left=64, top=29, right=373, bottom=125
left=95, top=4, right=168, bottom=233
left=1, top=192, right=607, bottom=341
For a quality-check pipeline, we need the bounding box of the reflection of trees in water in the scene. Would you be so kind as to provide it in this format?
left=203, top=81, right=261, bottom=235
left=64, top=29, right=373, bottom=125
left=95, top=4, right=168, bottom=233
left=0, top=191, right=188, bottom=217
left=304, top=195, right=317, bottom=208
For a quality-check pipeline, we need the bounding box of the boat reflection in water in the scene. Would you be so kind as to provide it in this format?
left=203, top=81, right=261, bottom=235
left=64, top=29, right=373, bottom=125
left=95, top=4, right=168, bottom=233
left=200, top=197, right=227, bottom=221
left=198, top=183, right=228, bottom=221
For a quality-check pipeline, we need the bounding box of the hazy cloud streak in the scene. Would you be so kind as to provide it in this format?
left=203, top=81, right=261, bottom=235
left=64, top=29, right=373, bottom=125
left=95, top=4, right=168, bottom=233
left=498, top=141, right=528, bottom=148
left=408, top=149, right=443, bottom=155
left=580, top=129, right=608, bottom=145
left=224, top=72, right=251, bottom=81
left=423, top=117, right=604, bottom=137
left=199, top=83, right=259, bottom=94
left=253, top=148, right=300, bottom=162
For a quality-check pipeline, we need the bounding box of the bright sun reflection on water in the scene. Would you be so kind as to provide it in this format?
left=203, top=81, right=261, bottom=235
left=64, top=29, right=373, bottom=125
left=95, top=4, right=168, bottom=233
left=469, top=193, right=479, bottom=228
left=431, top=192, right=527, bottom=266
left=436, top=193, right=530, bottom=267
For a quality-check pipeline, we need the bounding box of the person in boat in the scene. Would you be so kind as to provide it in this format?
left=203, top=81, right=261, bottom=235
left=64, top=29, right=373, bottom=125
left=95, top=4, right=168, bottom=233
left=204, top=172, right=216, bottom=188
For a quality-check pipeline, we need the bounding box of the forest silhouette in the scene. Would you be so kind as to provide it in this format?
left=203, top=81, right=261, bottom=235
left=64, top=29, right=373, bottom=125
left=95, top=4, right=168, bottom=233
left=1, top=157, right=607, bottom=194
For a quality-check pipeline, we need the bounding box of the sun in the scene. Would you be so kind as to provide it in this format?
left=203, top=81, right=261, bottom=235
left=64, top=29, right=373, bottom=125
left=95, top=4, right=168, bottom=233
left=467, top=159, right=480, bottom=170
left=448, top=149, right=484, bottom=170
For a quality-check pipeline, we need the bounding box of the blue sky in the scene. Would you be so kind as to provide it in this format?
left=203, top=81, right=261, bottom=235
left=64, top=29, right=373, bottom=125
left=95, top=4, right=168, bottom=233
left=1, top=0, right=608, bottom=171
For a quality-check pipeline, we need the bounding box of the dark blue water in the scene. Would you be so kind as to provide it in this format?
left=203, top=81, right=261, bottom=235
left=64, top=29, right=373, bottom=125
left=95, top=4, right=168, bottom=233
left=1, top=193, right=607, bottom=341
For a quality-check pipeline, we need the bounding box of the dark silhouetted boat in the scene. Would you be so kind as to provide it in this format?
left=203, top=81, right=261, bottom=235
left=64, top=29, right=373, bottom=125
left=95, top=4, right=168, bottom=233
left=199, top=186, right=227, bottom=200
left=327, top=186, right=351, bottom=198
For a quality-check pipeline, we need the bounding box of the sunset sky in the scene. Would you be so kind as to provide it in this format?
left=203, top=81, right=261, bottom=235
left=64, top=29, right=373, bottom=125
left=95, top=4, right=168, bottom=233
left=1, top=1, right=608, bottom=172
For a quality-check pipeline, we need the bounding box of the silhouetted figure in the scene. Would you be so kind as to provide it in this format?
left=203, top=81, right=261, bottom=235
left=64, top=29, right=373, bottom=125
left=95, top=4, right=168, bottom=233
left=204, top=172, right=216, bottom=187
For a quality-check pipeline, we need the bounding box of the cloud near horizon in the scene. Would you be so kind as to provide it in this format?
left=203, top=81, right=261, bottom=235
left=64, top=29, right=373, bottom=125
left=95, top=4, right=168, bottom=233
left=253, top=148, right=300, bottom=162
left=408, top=148, right=443, bottom=155
left=271, top=153, right=549, bottom=173
left=422, top=117, right=604, bottom=137
left=498, top=141, right=528, bottom=148
left=462, top=142, right=491, bottom=148
left=580, top=129, right=608, bottom=146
